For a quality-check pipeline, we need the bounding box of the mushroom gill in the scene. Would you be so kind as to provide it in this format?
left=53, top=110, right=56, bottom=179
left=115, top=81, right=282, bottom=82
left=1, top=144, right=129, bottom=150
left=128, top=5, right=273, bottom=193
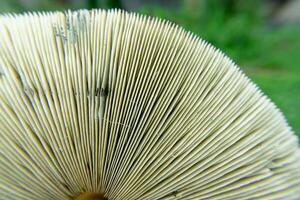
left=0, top=9, right=300, bottom=200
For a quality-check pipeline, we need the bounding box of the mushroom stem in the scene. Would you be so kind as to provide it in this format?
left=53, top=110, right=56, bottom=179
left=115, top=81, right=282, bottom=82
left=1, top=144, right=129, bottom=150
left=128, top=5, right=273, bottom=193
left=74, top=192, right=107, bottom=200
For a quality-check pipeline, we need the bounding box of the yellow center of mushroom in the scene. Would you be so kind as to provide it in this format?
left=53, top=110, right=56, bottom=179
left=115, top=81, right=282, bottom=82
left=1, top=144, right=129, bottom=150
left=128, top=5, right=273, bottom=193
left=74, top=192, right=106, bottom=200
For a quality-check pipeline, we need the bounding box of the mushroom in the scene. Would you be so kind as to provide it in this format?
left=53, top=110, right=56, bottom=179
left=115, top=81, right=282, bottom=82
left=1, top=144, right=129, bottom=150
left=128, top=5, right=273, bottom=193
left=0, top=9, right=300, bottom=200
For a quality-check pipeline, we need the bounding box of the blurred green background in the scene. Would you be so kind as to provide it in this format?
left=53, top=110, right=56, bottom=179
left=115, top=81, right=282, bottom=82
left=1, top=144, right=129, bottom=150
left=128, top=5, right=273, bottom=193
left=1, top=0, right=299, bottom=136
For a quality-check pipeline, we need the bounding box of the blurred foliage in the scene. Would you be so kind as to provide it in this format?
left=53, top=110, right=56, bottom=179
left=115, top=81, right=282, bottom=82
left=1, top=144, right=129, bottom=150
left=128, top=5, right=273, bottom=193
left=0, top=0, right=121, bottom=12
left=0, top=0, right=299, bottom=136
left=140, top=0, right=265, bottom=65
